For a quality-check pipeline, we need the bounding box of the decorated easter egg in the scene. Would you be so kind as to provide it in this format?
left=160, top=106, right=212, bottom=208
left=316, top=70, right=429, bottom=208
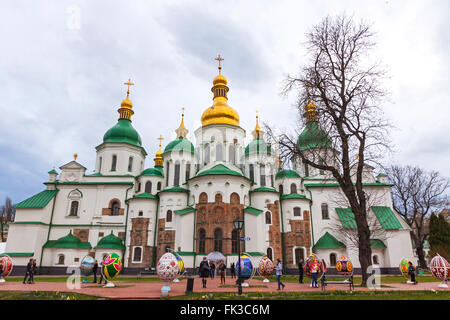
left=235, top=255, right=254, bottom=280
left=102, top=253, right=123, bottom=280
left=157, top=252, right=179, bottom=281
left=429, top=255, right=450, bottom=281
left=257, top=256, right=274, bottom=278
left=399, top=258, right=413, bottom=278
left=303, top=254, right=324, bottom=280
left=336, top=256, right=353, bottom=275
left=0, top=255, right=13, bottom=278
left=176, top=254, right=185, bottom=275
left=80, top=255, right=95, bottom=277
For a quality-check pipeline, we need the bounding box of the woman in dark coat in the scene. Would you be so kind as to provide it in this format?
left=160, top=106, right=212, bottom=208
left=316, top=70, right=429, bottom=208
left=199, top=257, right=210, bottom=288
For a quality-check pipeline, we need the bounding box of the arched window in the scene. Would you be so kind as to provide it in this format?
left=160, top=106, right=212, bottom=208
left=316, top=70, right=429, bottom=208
left=249, top=164, right=255, bottom=182
left=165, top=162, right=170, bottom=186
left=204, top=144, right=210, bottom=164
left=295, top=248, right=304, bottom=264
left=198, top=229, right=206, bottom=253
left=267, top=248, right=273, bottom=261
left=166, top=210, right=172, bottom=222
left=373, top=255, right=379, bottom=265
left=157, top=181, right=162, bottom=191
left=57, top=254, right=65, bottom=265
left=112, top=201, right=120, bottom=216
left=271, top=174, right=274, bottom=187
left=330, top=253, right=337, bottom=266
left=199, top=192, right=208, bottom=203
left=136, top=182, right=141, bottom=192
left=138, top=211, right=143, bottom=217
left=214, top=228, right=223, bottom=252
left=185, top=163, right=191, bottom=180
left=216, top=144, right=223, bottom=161
left=70, top=201, right=79, bottom=216
left=319, top=159, right=325, bottom=175
left=290, top=183, right=297, bottom=194
left=111, top=155, right=117, bottom=171
left=165, top=246, right=171, bottom=253
left=215, top=193, right=223, bottom=203
left=321, top=203, right=329, bottom=219
left=304, top=162, right=309, bottom=177
left=260, top=164, right=266, bottom=186
left=279, top=185, right=284, bottom=194
left=174, top=162, right=180, bottom=186
left=133, top=247, right=142, bottom=262
left=265, top=211, right=272, bottom=224
left=293, top=207, right=301, bottom=217
left=229, top=145, right=235, bottom=164
left=145, top=181, right=152, bottom=193
left=128, top=156, right=133, bottom=172
left=230, top=193, right=240, bottom=204
left=231, top=229, right=239, bottom=254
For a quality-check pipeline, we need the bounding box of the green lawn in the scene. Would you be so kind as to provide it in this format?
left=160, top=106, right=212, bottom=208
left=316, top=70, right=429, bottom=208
left=0, top=290, right=106, bottom=300
left=167, top=290, right=450, bottom=300
left=5, top=275, right=168, bottom=283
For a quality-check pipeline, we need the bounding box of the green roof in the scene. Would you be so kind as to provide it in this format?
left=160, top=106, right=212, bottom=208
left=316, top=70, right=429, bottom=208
left=103, top=119, right=142, bottom=147
left=251, top=186, right=278, bottom=193
left=312, top=232, right=346, bottom=250
left=196, top=164, right=243, bottom=178
left=164, top=138, right=195, bottom=154
left=335, top=208, right=358, bottom=229
left=43, top=231, right=92, bottom=249
left=132, top=192, right=157, bottom=200
left=159, top=186, right=190, bottom=193
left=377, top=173, right=388, bottom=177
left=174, top=207, right=196, bottom=215
left=372, top=206, right=403, bottom=230
left=246, top=252, right=265, bottom=256
left=297, top=121, right=332, bottom=151
left=0, top=252, right=34, bottom=257
left=140, top=167, right=164, bottom=177
left=281, top=193, right=308, bottom=200
left=275, top=169, right=300, bottom=180
left=304, top=182, right=393, bottom=188
left=175, top=251, right=196, bottom=256
left=85, top=173, right=134, bottom=177
left=48, top=169, right=58, bottom=174
left=245, top=139, right=274, bottom=157
left=15, top=190, right=58, bottom=208
left=244, top=207, right=263, bottom=215
left=370, top=239, right=387, bottom=249
left=95, top=232, right=125, bottom=249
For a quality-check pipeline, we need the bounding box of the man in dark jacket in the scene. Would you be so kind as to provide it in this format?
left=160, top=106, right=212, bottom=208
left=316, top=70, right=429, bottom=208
left=298, top=259, right=304, bottom=284
left=92, top=260, right=98, bottom=283
left=199, top=257, right=210, bottom=288
left=23, top=259, right=33, bottom=284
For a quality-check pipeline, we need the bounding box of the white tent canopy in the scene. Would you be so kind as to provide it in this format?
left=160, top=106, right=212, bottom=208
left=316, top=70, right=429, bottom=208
left=206, top=251, right=226, bottom=262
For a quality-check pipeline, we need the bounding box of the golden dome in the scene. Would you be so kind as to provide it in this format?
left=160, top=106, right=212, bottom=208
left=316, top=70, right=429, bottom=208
left=121, top=97, right=133, bottom=108
left=201, top=55, right=239, bottom=127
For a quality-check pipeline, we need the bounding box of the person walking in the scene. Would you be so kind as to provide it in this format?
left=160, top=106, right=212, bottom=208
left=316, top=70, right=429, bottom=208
left=98, top=259, right=105, bottom=285
left=219, top=261, right=226, bottom=285
left=23, top=258, right=33, bottom=284
left=311, top=263, right=319, bottom=288
left=276, top=259, right=285, bottom=290
left=230, top=262, right=236, bottom=279
left=28, top=259, right=37, bottom=284
left=321, top=259, right=327, bottom=287
left=92, top=260, right=99, bottom=283
left=298, top=259, right=304, bottom=284
left=199, top=257, right=210, bottom=288
left=408, top=262, right=418, bottom=284
left=209, top=261, right=216, bottom=279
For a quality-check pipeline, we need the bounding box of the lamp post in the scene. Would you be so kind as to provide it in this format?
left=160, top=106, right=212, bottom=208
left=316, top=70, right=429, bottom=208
left=233, top=217, right=244, bottom=296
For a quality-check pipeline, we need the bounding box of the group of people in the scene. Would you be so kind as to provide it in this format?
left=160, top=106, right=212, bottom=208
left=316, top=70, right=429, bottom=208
left=198, top=257, right=238, bottom=288
left=23, top=258, right=38, bottom=284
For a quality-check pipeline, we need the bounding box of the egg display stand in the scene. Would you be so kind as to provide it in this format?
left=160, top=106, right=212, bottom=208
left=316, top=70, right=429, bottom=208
left=167, top=249, right=185, bottom=283
left=256, top=256, right=273, bottom=283
left=103, top=280, right=115, bottom=288
left=438, top=281, right=448, bottom=288
left=239, top=252, right=257, bottom=287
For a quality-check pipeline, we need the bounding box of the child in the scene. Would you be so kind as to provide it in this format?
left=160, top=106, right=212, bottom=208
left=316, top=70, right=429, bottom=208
left=408, top=262, right=417, bottom=284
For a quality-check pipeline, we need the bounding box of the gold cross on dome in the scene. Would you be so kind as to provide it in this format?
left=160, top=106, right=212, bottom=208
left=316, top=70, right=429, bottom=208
left=157, top=135, right=164, bottom=148
left=124, top=78, right=134, bottom=96
left=215, top=54, right=224, bottom=73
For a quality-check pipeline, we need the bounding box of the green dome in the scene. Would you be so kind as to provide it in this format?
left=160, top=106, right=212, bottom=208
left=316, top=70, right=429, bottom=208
left=103, top=119, right=142, bottom=147
left=245, top=139, right=274, bottom=157
left=164, top=138, right=195, bottom=154
left=95, top=232, right=125, bottom=249
left=275, top=169, right=300, bottom=180
left=141, top=167, right=164, bottom=177
left=297, top=121, right=332, bottom=151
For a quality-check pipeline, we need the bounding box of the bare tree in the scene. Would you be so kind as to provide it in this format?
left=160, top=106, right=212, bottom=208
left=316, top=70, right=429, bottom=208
left=387, top=165, right=449, bottom=268
left=0, top=197, right=14, bottom=242
left=266, top=14, right=391, bottom=286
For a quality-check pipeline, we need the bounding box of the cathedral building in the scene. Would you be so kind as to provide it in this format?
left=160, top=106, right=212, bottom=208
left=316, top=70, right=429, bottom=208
left=5, top=58, right=415, bottom=274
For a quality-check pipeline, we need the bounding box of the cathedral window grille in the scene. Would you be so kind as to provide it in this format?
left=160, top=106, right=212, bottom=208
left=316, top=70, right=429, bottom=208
left=133, top=247, right=142, bottom=263
left=70, top=201, right=79, bottom=216
left=267, top=247, right=273, bottom=261
left=321, top=203, right=329, bottom=219
left=157, top=182, right=162, bottom=191
left=128, top=156, right=133, bottom=172
left=214, top=228, right=223, bottom=252
left=198, top=229, right=206, bottom=253
left=265, top=211, right=272, bottom=224
left=231, top=229, right=239, bottom=254
left=145, top=181, right=152, bottom=193
left=330, top=253, right=336, bottom=266
left=174, top=162, right=180, bottom=186
left=293, top=207, right=301, bottom=217
left=112, top=201, right=120, bottom=216
left=186, top=163, right=191, bottom=180
left=166, top=210, right=172, bottom=222
left=111, top=155, right=117, bottom=171
left=290, top=183, right=297, bottom=194
left=279, top=184, right=284, bottom=194
left=216, top=144, right=223, bottom=161
left=138, top=211, right=143, bottom=217
left=249, top=164, right=255, bottom=182
left=57, top=254, right=65, bottom=265
left=260, top=164, right=266, bottom=186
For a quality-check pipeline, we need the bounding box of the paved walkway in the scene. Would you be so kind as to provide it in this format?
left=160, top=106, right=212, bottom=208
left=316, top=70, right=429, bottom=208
left=0, top=277, right=448, bottom=299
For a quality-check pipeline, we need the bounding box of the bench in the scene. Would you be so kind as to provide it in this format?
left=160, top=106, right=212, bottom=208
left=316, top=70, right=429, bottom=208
left=321, top=274, right=354, bottom=291
left=137, top=267, right=156, bottom=279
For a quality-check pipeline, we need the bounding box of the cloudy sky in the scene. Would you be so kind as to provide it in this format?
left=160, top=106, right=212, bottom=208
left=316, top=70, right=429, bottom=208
left=0, top=0, right=449, bottom=204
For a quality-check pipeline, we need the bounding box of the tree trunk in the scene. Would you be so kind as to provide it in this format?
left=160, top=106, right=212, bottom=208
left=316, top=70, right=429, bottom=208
left=416, top=245, right=427, bottom=269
